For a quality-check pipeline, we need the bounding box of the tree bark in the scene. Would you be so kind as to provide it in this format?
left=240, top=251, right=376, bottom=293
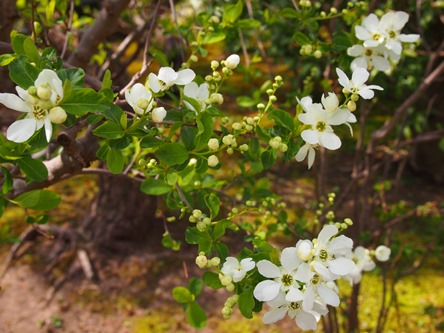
left=82, top=174, right=160, bottom=251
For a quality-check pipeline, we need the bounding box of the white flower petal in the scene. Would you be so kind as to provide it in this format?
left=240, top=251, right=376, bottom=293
left=253, top=280, right=281, bottom=302
left=301, top=130, right=319, bottom=145
left=286, top=287, right=304, bottom=302
left=320, top=132, right=341, bottom=150
left=296, top=311, right=318, bottom=331
left=372, top=56, right=390, bottom=72
left=295, top=144, right=308, bottom=162
left=355, top=26, right=371, bottom=41
left=347, top=44, right=365, bottom=57
left=328, top=257, right=356, bottom=276
left=152, top=107, right=167, bottom=123
left=307, top=146, right=316, bottom=169
left=44, top=117, right=53, bottom=142
left=318, top=225, right=338, bottom=245
left=184, top=82, right=198, bottom=98
left=148, top=73, right=161, bottom=93
left=263, top=308, right=288, bottom=324
left=302, top=286, right=316, bottom=311
left=175, top=69, right=196, bottom=85
left=318, top=285, right=340, bottom=307
left=399, top=34, right=419, bottom=43
left=0, top=93, right=32, bottom=113
left=240, top=258, right=256, bottom=272
left=328, top=235, right=353, bottom=255
left=257, top=260, right=281, bottom=278
left=6, top=118, right=37, bottom=143
left=281, top=247, right=300, bottom=272
left=351, top=67, right=369, bottom=87
left=294, top=262, right=311, bottom=284
left=158, top=67, right=178, bottom=84
left=335, top=68, right=350, bottom=90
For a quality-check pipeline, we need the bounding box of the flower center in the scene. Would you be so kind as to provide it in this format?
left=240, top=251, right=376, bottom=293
left=159, top=79, right=167, bottom=86
left=316, top=121, right=327, bottom=132
left=365, top=49, right=373, bottom=57
left=290, top=302, right=301, bottom=310
left=319, top=249, right=328, bottom=261
left=372, top=33, right=381, bottom=41
left=311, top=273, right=320, bottom=285
left=388, top=30, right=396, bottom=39
left=281, top=274, right=294, bottom=287
left=33, top=105, right=48, bottom=120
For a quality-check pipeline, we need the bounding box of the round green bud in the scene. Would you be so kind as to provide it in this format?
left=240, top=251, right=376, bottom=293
left=313, top=50, right=322, bottom=59
left=351, top=93, right=359, bottom=102
left=347, top=100, right=357, bottom=112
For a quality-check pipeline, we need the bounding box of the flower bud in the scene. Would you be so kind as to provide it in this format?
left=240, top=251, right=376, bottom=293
left=219, top=274, right=232, bottom=286
left=225, top=54, right=240, bottom=69
left=152, top=107, right=167, bottom=123
left=49, top=107, right=67, bottom=124
left=208, top=138, right=220, bottom=151
left=347, top=100, right=357, bottom=112
left=195, top=254, right=208, bottom=268
left=188, top=158, right=197, bottom=166
left=189, top=54, right=198, bottom=63
left=37, top=86, right=52, bottom=100
left=297, top=240, right=313, bottom=261
left=225, top=283, right=235, bottom=292
left=375, top=245, right=391, bottom=262
left=208, top=155, right=219, bottom=167
left=193, top=209, right=203, bottom=219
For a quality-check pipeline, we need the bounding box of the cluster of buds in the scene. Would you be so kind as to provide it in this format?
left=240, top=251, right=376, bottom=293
left=232, top=116, right=260, bottom=133
left=299, top=44, right=323, bottom=59
left=195, top=252, right=220, bottom=269
left=222, top=134, right=238, bottom=155
left=269, top=136, right=288, bottom=152
left=188, top=209, right=212, bottom=231
left=204, top=54, right=240, bottom=103
left=221, top=295, right=239, bottom=319
left=138, top=158, right=158, bottom=169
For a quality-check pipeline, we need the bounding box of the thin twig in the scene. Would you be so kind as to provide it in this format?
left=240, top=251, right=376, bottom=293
left=61, top=0, right=75, bottom=59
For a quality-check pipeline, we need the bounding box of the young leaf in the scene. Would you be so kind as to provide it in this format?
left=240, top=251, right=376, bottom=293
left=61, top=88, right=109, bottom=115
left=13, top=189, right=61, bottom=210
left=9, top=57, right=40, bottom=88
left=194, top=112, right=213, bottom=150
left=189, top=278, right=204, bottom=298
left=268, top=109, right=295, bottom=131
left=205, top=193, right=220, bottom=219
left=186, top=302, right=207, bottom=329
left=222, top=0, right=243, bottom=25
left=202, top=271, right=223, bottom=289
left=106, top=148, right=124, bottom=174
left=172, top=286, right=194, bottom=304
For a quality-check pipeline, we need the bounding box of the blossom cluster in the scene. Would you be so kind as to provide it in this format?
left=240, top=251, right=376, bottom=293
left=216, top=224, right=391, bottom=331
left=295, top=67, right=383, bottom=169
left=348, top=11, right=419, bottom=72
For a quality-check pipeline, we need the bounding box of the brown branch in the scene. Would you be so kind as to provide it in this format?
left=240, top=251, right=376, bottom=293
left=67, top=0, right=131, bottom=68
left=367, top=61, right=444, bottom=155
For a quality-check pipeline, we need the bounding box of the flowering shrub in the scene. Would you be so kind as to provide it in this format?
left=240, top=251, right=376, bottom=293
left=0, top=1, right=440, bottom=332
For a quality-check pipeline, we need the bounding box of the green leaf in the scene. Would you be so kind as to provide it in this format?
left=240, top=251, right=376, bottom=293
left=235, top=19, right=261, bottom=29
left=202, top=32, right=226, bottom=45
left=189, top=278, right=203, bottom=298
left=149, top=47, right=169, bottom=67
left=106, top=148, right=124, bottom=174
left=222, top=0, right=243, bottom=25
left=292, top=31, right=312, bottom=45
left=1, top=167, right=13, bottom=194
left=261, top=148, right=276, bottom=170
left=17, top=156, right=48, bottom=181
left=268, top=109, right=295, bottom=131
left=213, top=219, right=237, bottom=240
left=13, top=189, right=61, bottom=210
left=186, top=302, right=207, bottom=329
left=237, top=96, right=257, bottom=108
left=185, top=227, right=213, bottom=253
left=194, top=112, right=213, bottom=150
left=93, top=121, right=124, bottom=139
left=280, top=8, right=299, bottom=18
left=103, top=104, right=124, bottom=124
left=23, top=38, right=40, bottom=64
left=255, top=125, right=271, bottom=142
left=101, top=69, right=112, bottom=90
left=202, top=271, right=223, bottom=289
left=332, top=32, right=353, bottom=52
left=57, top=68, right=85, bottom=88
left=140, top=136, right=163, bottom=148
left=155, top=142, right=189, bottom=166
left=205, top=193, right=220, bottom=219
left=140, top=178, right=171, bottom=196
left=172, top=286, right=194, bottom=303
left=10, top=32, right=28, bottom=56
left=0, top=54, right=16, bottom=66
left=9, top=57, right=40, bottom=88
left=61, top=88, right=109, bottom=115
left=181, top=126, right=197, bottom=150
left=238, top=288, right=255, bottom=319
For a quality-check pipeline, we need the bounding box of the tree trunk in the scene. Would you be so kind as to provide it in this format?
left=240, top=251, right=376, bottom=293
left=82, top=174, right=160, bottom=252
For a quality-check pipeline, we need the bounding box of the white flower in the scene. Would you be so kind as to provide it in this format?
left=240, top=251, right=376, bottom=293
left=355, top=13, right=386, bottom=48
left=125, top=83, right=154, bottom=115
left=207, top=154, right=219, bottom=167
left=375, top=245, right=391, bottom=262
left=152, top=107, right=167, bottom=123
left=224, top=54, right=240, bottom=69
left=262, top=291, right=326, bottom=331
left=312, top=225, right=355, bottom=279
left=347, top=44, right=390, bottom=72
left=221, top=257, right=255, bottom=282
left=297, top=95, right=350, bottom=151
left=379, top=11, right=419, bottom=56
left=253, top=247, right=302, bottom=302
left=148, top=67, right=196, bottom=93
left=0, top=69, right=64, bottom=143
left=343, top=246, right=376, bottom=285
left=183, top=82, right=209, bottom=113
left=336, top=67, right=383, bottom=100
left=296, top=240, right=314, bottom=261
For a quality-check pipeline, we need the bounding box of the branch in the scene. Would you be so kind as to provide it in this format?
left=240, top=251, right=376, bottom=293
left=67, top=0, right=131, bottom=68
